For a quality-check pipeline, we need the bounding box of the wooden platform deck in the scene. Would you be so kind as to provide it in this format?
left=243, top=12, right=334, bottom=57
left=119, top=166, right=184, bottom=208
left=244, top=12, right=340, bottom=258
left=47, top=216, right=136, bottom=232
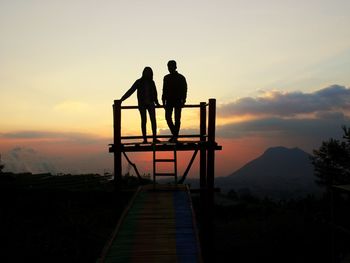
left=109, top=140, right=222, bottom=153
left=99, top=185, right=202, bottom=263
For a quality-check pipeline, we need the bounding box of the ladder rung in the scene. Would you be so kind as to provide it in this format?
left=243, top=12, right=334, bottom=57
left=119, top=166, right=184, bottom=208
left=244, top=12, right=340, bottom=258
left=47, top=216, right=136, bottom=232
left=154, top=159, right=175, bottom=162
left=154, top=173, right=176, bottom=176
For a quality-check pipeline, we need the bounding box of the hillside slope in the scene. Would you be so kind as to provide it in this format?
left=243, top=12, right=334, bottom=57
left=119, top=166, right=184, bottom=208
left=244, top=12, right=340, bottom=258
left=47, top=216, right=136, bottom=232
left=215, top=146, right=321, bottom=199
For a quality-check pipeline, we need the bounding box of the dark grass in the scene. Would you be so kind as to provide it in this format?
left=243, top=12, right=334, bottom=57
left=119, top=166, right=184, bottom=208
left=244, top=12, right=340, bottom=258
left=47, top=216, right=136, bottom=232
left=192, top=192, right=350, bottom=263
left=1, top=172, right=349, bottom=263
left=0, top=174, right=137, bottom=263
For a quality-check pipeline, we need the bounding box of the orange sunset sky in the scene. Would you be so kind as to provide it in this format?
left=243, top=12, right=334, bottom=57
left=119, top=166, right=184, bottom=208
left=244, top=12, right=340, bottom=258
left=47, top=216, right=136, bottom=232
left=1, top=1, right=350, bottom=177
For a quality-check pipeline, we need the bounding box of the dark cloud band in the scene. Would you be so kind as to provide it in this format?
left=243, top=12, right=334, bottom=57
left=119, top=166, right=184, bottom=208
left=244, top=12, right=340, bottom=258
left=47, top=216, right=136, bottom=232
left=219, top=85, right=350, bottom=117
left=0, top=131, right=108, bottom=144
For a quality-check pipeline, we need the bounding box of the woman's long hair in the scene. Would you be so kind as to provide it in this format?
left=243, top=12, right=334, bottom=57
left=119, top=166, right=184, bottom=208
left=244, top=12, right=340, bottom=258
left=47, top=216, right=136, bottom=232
left=142, top=67, right=153, bottom=81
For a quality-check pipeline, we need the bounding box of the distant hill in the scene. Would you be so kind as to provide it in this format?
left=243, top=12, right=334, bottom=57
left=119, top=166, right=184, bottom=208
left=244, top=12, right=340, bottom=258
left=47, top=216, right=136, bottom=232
left=215, top=146, right=322, bottom=199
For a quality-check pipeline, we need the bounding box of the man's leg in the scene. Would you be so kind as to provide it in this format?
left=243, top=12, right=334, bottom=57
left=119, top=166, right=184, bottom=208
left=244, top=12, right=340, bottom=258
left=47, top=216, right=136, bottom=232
left=165, top=105, right=175, bottom=136
left=174, top=104, right=182, bottom=138
left=138, top=106, right=147, bottom=142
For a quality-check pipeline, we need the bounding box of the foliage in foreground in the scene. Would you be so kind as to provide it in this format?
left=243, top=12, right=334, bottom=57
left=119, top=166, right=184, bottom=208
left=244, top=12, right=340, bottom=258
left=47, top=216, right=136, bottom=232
left=311, top=126, right=350, bottom=186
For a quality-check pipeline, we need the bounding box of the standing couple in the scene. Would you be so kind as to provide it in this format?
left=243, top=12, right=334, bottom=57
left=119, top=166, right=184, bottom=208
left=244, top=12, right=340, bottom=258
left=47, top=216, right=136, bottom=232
left=121, top=60, right=187, bottom=143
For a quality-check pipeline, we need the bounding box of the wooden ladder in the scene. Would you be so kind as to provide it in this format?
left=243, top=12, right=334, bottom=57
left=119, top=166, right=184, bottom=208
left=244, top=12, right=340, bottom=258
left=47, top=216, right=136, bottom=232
left=153, top=145, right=177, bottom=186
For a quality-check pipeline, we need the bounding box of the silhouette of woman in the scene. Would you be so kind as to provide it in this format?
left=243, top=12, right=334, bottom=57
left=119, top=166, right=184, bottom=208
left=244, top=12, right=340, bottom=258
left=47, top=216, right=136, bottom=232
left=121, top=67, right=161, bottom=143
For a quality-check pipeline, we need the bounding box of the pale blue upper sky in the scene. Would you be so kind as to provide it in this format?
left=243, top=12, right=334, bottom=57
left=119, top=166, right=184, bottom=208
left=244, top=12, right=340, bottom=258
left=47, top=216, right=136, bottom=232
left=1, top=0, right=350, bottom=135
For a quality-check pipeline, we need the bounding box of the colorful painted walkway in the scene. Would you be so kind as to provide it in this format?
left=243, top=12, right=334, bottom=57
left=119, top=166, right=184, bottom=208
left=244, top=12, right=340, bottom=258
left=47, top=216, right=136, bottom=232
left=100, top=185, right=202, bottom=263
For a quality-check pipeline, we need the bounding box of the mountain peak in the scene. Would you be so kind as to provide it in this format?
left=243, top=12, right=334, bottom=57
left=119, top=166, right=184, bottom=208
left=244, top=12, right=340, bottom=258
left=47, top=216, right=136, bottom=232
left=260, top=146, right=310, bottom=164
left=215, top=146, right=318, bottom=199
left=263, top=146, right=307, bottom=155
left=228, top=146, right=312, bottom=179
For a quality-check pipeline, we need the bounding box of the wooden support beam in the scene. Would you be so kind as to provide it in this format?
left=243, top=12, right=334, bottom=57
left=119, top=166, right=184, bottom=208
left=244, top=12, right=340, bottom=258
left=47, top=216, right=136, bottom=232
left=179, top=148, right=199, bottom=184
left=204, top=98, right=216, bottom=263
left=207, top=98, right=216, bottom=191
left=121, top=152, right=142, bottom=181
left=113, top=100, right=122, bottom=186
left=200, top=102, right=207, bottom=189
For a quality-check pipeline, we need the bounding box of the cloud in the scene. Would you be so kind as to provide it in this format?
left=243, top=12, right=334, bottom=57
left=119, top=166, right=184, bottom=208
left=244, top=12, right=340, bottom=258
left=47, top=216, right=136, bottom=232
left=219, top=85, right=350, bottom=117
left=216, top=85, right=350, bottom=152
left=217, top=114, right=349, bottom=139
left=2, top=147, right=58, bottom=174
left=0, top=131, right=108, bottom=144
left=0, top=135, right=113, bottom=174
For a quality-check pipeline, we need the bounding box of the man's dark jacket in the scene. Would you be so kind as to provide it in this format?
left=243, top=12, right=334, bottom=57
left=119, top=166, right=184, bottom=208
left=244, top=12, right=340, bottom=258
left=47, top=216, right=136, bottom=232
left=162, top=72, right=187, bottom=104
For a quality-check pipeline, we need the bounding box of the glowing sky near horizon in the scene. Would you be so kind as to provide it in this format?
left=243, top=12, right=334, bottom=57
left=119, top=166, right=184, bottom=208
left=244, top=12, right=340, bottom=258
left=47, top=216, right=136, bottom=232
left=1, top=0, right=350, bottom=175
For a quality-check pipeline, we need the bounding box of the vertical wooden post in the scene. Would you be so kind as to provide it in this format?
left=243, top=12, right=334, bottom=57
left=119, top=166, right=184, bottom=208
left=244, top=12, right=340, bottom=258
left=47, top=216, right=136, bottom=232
left=199, top=102, right=208, bottom=259
left=199, top=102, right=207, bottom=189
left=206, top=98, right=216, bottom=262
left=113, top=100, right=122, bottom=186
left=153, top=146, right=156, bottom=188
left=207, top=98, right=216, bottom=191
left=200, top=101, right=210, bottom=261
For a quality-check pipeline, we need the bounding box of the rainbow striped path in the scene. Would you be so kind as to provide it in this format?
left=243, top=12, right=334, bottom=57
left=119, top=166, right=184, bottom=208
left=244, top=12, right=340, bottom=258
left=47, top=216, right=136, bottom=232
left=100, top=184, right=202, bottom=263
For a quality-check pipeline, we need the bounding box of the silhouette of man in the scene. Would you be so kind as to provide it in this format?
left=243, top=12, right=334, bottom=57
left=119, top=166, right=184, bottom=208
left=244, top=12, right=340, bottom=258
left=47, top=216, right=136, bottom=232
left=121, top=67, right=161, bottom=143
left=162, top=60, right=187, bottom=142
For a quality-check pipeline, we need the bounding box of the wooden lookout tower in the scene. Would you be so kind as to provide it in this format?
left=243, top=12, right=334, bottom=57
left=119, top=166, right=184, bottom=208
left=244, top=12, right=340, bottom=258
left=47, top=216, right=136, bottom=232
left=102, top=99, right=222, bottom=262
left=109, top=98, right=222, bottom=189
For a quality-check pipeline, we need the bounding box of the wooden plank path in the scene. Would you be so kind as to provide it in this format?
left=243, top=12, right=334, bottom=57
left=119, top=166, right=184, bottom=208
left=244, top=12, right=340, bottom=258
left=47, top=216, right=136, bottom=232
left=100, top=185, right=202, bottom=263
